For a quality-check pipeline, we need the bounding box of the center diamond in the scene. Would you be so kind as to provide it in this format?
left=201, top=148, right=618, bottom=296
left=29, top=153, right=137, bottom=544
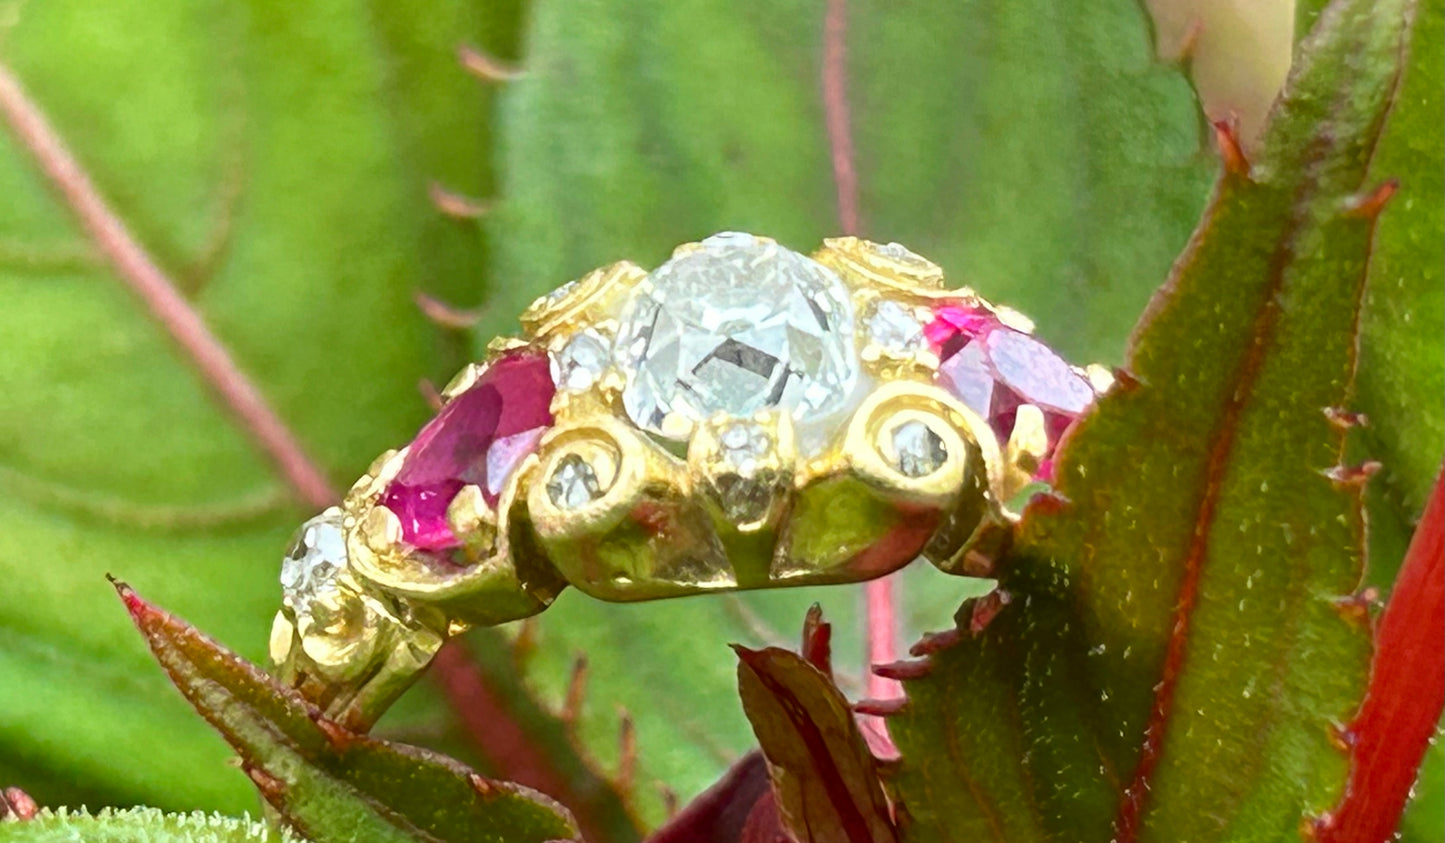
left=616, top=233, right=858, bottom=438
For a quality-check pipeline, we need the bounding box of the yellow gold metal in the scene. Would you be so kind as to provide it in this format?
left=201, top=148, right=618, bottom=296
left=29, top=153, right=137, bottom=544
left=816, top=236, right=945, bottom=291
left=273, top=234, right=1102, bottom=732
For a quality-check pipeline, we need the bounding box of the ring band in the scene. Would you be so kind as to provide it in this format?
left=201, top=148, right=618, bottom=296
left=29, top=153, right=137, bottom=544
left=269, top=233, right=1105, bottom=728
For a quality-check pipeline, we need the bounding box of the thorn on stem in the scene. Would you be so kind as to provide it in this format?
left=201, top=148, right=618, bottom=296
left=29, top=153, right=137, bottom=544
left=428, top=181, right=491, bottom=219
left=872, top=659, right=932, bottom=681
left=418, top=379, right=444, bottom=412
left=616, top=711, right=637, bottom=793
left=1327, top=720, right=1359, bottom=753
left=457, top=43, right=524, bottom=81
left=1324, top=461, right=1382, bottom=489
left=908, top=627, right=962, bottom=658
left=968, top=589, right=1012, bottom=634
left=1343, top=179, right=1399, bottom=219
left=512, top=617, right=539, bottom=665
left=1324, top=406, right=1369, bottom=429
left=245, top=765, right=287, bottom=799
left=562, top=656, right=589, bottom=725
left=1, top=786, right=39, bottom=821
left=1111, top=367, right=1143, bottom=392
left=853, top=697, right=909, bottom=717
left=309, top=711, right=357, bottom=752
left=661, top=786, right=679, bottom=818
left=1331, top=588, right=1380, bottom=628
left=1212, top=118, right=1250, bottom=178
left=469, top=772, right=496, bottom=797
left=414, top=291, right=482, bottom=331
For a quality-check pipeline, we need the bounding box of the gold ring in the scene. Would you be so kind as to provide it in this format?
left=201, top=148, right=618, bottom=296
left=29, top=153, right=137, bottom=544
left=268, top=233, right=1106, bottom=729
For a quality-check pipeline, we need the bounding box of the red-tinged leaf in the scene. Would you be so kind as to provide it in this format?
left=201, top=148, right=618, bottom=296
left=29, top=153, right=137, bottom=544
left=734, top=645, right=896, bottom=843
left=114, top=580, right=580, bottom=843
left=888, top=0, right=1421, bottom=840
left=645, top=753, right=788, bottom=843
left=1313, top=470, right=1445, bottom=842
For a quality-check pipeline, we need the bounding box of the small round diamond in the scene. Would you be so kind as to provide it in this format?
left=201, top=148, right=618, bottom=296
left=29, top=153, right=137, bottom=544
left=281, top=508, right=348, bottom=620
left=546, top=454, right=605, bottom=510
left=890, top=421, right=948, bottom=478
left=718, top=421, right=772, bottom=476
left=876, top=241, right=929, bottom=267
left=551, top=329, right=611, bottom=391
left=865, top=300, right=925, bottom=353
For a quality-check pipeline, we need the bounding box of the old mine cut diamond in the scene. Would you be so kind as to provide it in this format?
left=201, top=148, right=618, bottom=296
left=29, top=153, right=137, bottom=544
left=281, top=507, right=348, bottom=621
left=615, top=233, right=859, bottom=442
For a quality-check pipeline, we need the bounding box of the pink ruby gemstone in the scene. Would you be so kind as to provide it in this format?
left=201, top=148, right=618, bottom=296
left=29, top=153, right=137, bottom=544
left=927, top=305, right=1094, bottom=474
left=380, top=352, right=555, bottom=551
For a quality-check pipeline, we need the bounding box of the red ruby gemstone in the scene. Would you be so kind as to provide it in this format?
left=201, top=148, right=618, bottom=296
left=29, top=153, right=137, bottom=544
left=928, top=305, right=1094, bottom=475
left=380, top=351, right=555, bottom=551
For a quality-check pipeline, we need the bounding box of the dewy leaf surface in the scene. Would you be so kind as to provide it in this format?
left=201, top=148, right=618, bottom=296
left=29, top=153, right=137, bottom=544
left=889, top=0, right=1418, bottom=839
left=0, top=0, right=515, bottom=813
left=481, top=0, right=1208, bottom=824
left=0, top=807, right=294, bottom=843
left=117, top=582, right=581, bottom=843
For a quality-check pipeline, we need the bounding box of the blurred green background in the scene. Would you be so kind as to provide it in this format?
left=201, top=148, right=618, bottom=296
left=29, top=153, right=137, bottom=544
left=0, top=0, right=1438, bottom=838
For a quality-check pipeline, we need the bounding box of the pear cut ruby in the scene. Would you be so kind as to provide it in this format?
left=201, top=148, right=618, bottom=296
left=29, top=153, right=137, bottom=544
left=928, top=305, right=1094, bottom=476
left=380, top=352, right=555, bottom=551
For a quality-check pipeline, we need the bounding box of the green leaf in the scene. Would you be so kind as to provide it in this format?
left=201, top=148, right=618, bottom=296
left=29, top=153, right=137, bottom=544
left=481, top=0, right=1209, bottom=824
left=117, top=581, right=580, bottom=843
left=0, top=808, right=293, bottom=843
left=1355, top=0, right=1445, bottom=586
left=734, top=645, right=896, bottom=843
left=0, top=0, right=516, bottom=813
left=888, top=0, right=1416, bottom=838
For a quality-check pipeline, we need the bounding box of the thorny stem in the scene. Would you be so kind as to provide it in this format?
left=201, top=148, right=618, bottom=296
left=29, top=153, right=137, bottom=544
left=1313, top=469, right=1445, bottom=843
left=0, top=62, right=336, bottom=510
left=822, top=0, right=900, bottom=706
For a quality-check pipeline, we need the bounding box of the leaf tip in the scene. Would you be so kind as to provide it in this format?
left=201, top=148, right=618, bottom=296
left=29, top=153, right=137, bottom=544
left=800, top=603, right=833, bottom=675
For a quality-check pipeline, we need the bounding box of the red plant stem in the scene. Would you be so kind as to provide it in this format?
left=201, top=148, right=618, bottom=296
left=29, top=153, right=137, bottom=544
left=823, top=0, right=860, bottom=238
left=0, top=62, right=335, bottom=510
left=1313, top=469, right=1445, bottom=843
left=821, top=0, right=898, bottom=706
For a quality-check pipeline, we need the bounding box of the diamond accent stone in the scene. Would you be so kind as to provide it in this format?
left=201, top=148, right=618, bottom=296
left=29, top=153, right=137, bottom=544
left=865, top=299, right=925, bottom=353
left=718, top=421, right=772, bottom=476
left=280, top=508, right=348, bottom=620
left=890, top=421, right=948, bottom=478
left=551, top=329, right=611, bottom=391
left=546, top=454, right=604, bottom=510
left=381, top=352, right=555, bottom=551
left=876, top=241, right=930, bottom=268
left=615, top=233, right=858, bottom=439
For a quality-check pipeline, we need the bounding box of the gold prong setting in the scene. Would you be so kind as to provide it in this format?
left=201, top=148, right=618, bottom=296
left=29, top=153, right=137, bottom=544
left=271, top=232, right=1110, bottom=728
